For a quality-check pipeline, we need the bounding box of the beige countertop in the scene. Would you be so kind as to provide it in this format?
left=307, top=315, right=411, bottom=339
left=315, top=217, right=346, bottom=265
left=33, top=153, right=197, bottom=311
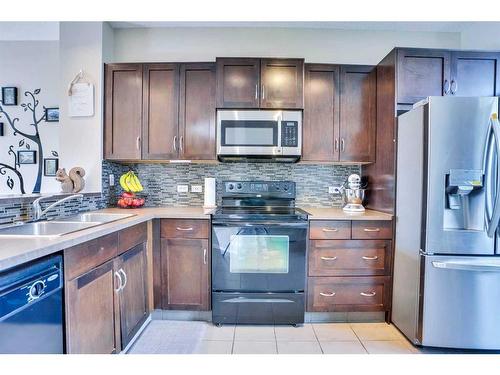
left=0, top=205, right=391, bottom=272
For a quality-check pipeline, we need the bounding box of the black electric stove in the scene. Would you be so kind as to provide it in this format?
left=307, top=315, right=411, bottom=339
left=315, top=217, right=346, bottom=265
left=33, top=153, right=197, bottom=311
left=211, top=181, right=309, bottom=326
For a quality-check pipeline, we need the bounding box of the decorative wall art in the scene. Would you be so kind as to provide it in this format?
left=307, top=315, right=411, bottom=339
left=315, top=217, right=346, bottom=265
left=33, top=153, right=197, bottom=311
left=44, top=158, right=59, bottom=176
left=45, top=107, right=59, bottom=122
left=0, top=88, right=57, bottom=194
left=1, top=87, right=18, bottom=105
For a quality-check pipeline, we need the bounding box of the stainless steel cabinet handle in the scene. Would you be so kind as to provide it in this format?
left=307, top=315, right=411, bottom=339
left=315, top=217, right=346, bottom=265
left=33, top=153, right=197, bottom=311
left=360, top=291, right=376, bottom=297
left=119, top=269, right=127, bottom=290
left=363, top=228, right=380, bottom=232
left=322, top=228, right=339, bottom=232
left=203, top=249, right=207, bottom=265
left=334, top=138, right=339, bottom=152
left=340, top=138, right=345, bottom=152
left=262, top=84, right=265, bottom=100
left=451, top=80, right=458, bottom=94
left=173, top=136, right=177, bottom=151
left=362, top=255, right=379, bottom=260
left=136, top=136, right=141, bottom=150
left=444, top=79, right=451, bottom=95
left=320, top=292, right=336, bottom=297
left=114, top=271, right=123, bottom=293
left=320, top=256, right=338, bottom=261
left=176, top=227, right=193, bottom=231
left=179, top=136, right=184, bottom=152
left=255, top=84, right=258, bottom=100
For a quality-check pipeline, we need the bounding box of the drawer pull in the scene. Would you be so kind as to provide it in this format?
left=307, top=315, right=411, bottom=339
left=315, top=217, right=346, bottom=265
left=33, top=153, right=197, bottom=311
left=322, top=228, right=339, bottom=232
left=363, top=228, right=380, bottom=232
left=320, top=256, right=338, bottom=261
left=360, top=291, right=376, bottom=297
left=320, top=292, right=336, bottom=297
left=176, top=227, right=194, bottom=231
left=362, top=255, right=379, bottom=261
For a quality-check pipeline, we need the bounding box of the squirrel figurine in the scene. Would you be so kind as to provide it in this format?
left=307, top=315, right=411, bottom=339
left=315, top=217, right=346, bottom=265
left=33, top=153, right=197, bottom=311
left=55, top=167, right=86, bottom=193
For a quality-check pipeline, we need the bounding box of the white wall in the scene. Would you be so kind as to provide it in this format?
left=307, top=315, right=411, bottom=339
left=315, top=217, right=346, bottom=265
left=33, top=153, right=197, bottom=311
left=0, top=41, right=60, bottom=195
left=460, top=22, right=500, bottom=50
left=59, top=22, right=107, bottom=193
left=113, top=27, right=461, bottom=64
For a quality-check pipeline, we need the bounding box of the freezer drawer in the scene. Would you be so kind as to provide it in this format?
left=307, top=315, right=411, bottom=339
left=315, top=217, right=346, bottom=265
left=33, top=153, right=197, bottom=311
left=421, top=255, right=500, bottom=350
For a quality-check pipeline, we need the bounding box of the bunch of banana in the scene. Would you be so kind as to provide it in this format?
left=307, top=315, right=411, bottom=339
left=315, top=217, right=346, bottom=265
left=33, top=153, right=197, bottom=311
left=119, top=171, right=144, bottom=193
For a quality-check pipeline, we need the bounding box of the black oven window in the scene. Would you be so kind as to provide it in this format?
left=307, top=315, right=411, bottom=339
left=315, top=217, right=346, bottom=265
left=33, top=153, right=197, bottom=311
left=221, top=120, right=278, bottom=146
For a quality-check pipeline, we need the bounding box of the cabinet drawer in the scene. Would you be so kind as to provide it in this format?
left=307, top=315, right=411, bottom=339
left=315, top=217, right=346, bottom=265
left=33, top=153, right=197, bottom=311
left=118, top=223, right=148, bottom=254
left=310, top=221, right=351, bottom=240
left=64, top=233, right=119, bottom=281
left=309, top=240, right=391, bottom=276
left=351, top=220, right=392, bottom=239
left=161, top=219, right=209, bottom=239
left=307, top=276, right=391, bottom=312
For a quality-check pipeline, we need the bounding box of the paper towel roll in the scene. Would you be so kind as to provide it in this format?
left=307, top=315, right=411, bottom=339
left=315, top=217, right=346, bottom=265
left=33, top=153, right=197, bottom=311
left=204, top=178, right=216, bottom=208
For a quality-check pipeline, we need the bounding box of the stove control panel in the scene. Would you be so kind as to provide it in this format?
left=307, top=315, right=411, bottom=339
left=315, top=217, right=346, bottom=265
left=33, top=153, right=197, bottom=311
left=223, top=181, right=295, bottom=197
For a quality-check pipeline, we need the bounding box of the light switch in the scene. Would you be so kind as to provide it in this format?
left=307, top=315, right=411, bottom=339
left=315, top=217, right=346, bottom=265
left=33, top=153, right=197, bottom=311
left=109, top=174, right=115, bottom=187
left=177, top=185, right=189, bottom=193
left=191, top=185, right=203, bottom=193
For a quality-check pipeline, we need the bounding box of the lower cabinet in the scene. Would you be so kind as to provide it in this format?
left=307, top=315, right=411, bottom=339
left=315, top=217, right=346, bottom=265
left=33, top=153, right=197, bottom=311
left=159, top=219, right=211, bottom=311
left=64, top=223, right=148, bottom=354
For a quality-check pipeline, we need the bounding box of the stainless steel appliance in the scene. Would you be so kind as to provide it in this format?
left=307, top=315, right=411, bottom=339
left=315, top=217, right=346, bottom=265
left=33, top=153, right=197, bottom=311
left=393, top=96, right=500, bottom=350
left=0, top=254, right=63, bottom=353
left=216, top=110, right=302, bottom=162
left=342, top=174, right=366, bottom=212
left=211, top=181, right=308, bottom=325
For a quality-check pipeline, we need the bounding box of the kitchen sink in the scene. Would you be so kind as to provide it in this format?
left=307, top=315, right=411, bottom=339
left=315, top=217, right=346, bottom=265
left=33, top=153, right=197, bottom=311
left=60, top=212, right=136, bottom=224
left=0, top=221, right=102, bottom=238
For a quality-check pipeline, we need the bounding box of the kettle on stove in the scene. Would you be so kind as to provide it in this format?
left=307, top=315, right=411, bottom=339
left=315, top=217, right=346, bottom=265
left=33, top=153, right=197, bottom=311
left=342, top=174, right=366, bottom=212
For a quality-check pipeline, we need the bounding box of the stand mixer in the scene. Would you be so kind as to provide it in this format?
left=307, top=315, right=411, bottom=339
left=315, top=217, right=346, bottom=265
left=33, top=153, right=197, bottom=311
left=342, top=174, right=366, bottom=212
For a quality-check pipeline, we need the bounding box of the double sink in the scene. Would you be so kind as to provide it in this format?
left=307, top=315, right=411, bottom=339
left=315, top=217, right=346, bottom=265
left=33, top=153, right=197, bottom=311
left=0, top=213, right=136, bottom=238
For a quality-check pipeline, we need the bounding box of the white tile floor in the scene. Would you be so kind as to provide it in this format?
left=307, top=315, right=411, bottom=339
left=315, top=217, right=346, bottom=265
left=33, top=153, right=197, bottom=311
left=128, top=320, right=423, bottom=354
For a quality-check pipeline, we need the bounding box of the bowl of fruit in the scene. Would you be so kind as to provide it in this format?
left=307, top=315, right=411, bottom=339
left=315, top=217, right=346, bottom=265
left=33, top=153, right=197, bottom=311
left=117, top=171, right=146, bottom=209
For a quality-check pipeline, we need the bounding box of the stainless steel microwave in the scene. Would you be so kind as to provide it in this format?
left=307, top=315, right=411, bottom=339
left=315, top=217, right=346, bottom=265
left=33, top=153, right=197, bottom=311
left=216, top=110, right=302, bottom=162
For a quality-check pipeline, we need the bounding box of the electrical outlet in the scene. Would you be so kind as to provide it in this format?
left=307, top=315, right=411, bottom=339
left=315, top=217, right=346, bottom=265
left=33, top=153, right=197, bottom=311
left=177, top=185, right=189, bottom=193
left=329, top=186, right=342, bottom=194
left=191, top=185, right=203, bottom=193
left=109, top=174, right=115, bottom=187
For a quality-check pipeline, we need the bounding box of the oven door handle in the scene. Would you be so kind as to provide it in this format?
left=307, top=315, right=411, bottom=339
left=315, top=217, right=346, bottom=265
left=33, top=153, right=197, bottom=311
left=212, top=221, right=308, bottom=228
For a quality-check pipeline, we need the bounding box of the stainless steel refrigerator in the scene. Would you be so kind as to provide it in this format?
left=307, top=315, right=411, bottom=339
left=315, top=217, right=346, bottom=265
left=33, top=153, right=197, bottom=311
left=393, top=96, right=500, bottom=350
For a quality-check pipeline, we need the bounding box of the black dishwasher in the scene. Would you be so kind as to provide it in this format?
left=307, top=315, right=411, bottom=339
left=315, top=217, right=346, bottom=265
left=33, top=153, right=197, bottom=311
left=0, top=254, right=64, bottom=354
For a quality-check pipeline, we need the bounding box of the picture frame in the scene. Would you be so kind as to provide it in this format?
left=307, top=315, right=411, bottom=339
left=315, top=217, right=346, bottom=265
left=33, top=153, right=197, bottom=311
left=1, top=87, right=18, bottom=106
left=45, top=107, right=59, bottom=122
left=44, top=158, right=59, bottom=176
left=17, top=150, right=37, bottom=164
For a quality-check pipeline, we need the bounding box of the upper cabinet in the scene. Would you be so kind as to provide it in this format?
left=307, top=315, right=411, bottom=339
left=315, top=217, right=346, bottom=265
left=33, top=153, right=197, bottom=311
left=104, top=62, right=216, bottom=161
left=396, top=48, right=500, bottom=106
left=104, top=64, right=143, bottom=161
left=303, top=64, right=376, bottom=163
left=216, top=57, right=304, bottom=109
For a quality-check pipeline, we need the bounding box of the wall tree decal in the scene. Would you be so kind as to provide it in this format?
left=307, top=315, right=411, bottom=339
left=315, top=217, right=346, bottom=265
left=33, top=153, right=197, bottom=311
left=0, top=89, right=46, bottom=194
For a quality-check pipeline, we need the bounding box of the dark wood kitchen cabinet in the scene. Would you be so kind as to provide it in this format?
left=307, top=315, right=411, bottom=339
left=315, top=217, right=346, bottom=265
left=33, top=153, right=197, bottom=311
left=216, top=57, right=304, bottom=109
left=64, top=224, right=148, bottom=354
left=142, top=63, right=180, bottom=160
left=104, top=62, right=216, bottom=161
left=302, top=64, right=375, bottom=163
left=159, top=219, right=210, bottom=311
left=104, top=63, right=143, bottom=160
left=450, top=51, right=500, bottom=97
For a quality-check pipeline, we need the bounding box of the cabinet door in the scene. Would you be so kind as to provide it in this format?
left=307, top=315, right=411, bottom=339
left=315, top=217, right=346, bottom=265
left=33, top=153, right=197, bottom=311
left=260, top=58, right=304, bottom=109
left=66, top=261, right=119, bottom=354
left=117, top=243, right=148, bottom=349
left=179, top=63, right=216, bottom=160
left=161, top=238, right=210, bottom=310
left=450, top=51, right=500, bottom=97
left=303, top=64, right=340, bottom=161
left=104, top=64, right=143, bottom=160
left=397, top=49, right=451, bottom=104
left=216, top=58, right=260, bottom=108
left=339, top=65, right=376, bottom=162
left=142, top=64, right=180, bottom=160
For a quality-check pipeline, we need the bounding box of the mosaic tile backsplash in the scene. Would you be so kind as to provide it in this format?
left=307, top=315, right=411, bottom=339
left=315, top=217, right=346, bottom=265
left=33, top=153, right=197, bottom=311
left=0, top=161, right=360, bottom=225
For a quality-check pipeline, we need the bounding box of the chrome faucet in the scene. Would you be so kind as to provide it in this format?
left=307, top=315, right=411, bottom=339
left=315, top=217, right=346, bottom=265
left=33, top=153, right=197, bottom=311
left=32, top=194, right=84, bottom=221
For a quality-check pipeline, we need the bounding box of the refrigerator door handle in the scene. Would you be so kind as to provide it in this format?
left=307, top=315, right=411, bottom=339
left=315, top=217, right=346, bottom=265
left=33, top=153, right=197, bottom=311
left=486, top=115, right=500, bottom=238
left=432, top=260, right=500, bottom=272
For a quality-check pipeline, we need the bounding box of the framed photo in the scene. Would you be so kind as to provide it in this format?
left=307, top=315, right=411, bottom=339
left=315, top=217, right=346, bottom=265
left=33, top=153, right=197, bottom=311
left=18, top=150, right=36, bottom=164
left=1, top=87, right=18, bottom=106
left=44, top=158, right=59, bottom=176
left=45, top=107, right=59, bottom=122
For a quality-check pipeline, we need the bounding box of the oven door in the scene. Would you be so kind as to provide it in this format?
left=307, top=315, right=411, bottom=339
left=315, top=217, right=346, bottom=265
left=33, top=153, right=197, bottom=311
left=212, top=221, right=307, bottom=293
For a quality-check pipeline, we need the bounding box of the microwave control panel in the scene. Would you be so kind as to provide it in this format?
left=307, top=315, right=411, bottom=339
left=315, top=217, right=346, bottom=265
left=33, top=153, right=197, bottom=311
left=281, top=121, right=299, bottom=147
